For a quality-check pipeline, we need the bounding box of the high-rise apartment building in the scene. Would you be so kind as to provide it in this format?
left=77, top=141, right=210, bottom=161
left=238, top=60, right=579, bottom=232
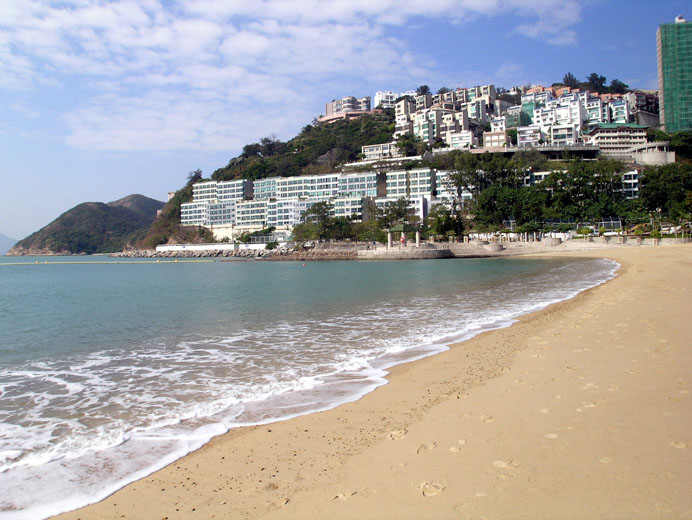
left=657, top=15, right=692, bottom=132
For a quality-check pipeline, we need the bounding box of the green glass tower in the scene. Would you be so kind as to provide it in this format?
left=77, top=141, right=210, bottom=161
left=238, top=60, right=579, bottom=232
left=657, top=16, right=692, bottom=132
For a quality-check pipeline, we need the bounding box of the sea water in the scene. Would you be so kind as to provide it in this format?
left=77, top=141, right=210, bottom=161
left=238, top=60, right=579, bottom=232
left=0, top=256, right=617, bottom=519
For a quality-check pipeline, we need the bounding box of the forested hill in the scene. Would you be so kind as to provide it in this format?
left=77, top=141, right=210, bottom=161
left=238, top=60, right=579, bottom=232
left=8, top=194, right=164, bottom=255
left=211, top=110, right=395, bottom=181
left=135, top=111, right=395, bottom=249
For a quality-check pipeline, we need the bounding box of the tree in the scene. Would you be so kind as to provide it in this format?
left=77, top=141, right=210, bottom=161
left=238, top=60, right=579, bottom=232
left=302, top=201, right=332, bottom=225
left=394, top=94, right=415, bottom=104
left=609, top=79, right=629, bottom=94
left=437, top=87, right=451, bottom=94
left=639, top=163, right=692, bottom=220
left=512, top=148, right=547, bottom=172
left=187, top=169, right=203, bottom=183
left=352, top=220, right=386, bottom=242
left=587, top=72, right=607, bottom=93
left=395, top=133, right=424, bottom=157
left=563, top=72, right=579, bottom=89
left=416, top=85, right=431, bottom=96
left=425, top=204, right=464, bottom=237
left=377, top=198, right=415, bottom=229
left=647, top=128, right=671, bottom=143
left=507, top=128, right=518, bottom=146
left=473, top=185, right=520, bottom=227
left=669, top=131, right=692, bottom=162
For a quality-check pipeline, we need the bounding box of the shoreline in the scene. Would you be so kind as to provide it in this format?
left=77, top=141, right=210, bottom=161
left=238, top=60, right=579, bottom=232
left=52, top=245, right=692, bottom=519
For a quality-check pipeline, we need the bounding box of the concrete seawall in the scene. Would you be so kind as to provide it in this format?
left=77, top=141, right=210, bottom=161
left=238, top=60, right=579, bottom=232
left=357, top=236, right=690, bottom=260
left=357, top=248, right=454, bottom=260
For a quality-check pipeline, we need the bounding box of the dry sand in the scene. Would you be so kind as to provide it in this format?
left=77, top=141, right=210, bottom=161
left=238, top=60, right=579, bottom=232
left=55, top=245, right=692, bottom=520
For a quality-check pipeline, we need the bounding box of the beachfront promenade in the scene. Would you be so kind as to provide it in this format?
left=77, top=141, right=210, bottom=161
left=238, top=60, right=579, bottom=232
left=54, top=245, right=692, bottom=520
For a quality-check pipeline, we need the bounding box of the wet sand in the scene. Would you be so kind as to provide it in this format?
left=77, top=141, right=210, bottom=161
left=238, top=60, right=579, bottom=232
left=55, top=245, right=692, bottom=520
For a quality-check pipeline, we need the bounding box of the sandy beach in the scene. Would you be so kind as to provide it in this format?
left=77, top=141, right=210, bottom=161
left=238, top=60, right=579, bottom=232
left=55, top=245, right=692, bottom=520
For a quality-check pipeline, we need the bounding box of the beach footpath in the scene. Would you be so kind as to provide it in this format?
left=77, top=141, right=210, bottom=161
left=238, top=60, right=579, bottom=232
left=55, top=245, right=692, bottom=520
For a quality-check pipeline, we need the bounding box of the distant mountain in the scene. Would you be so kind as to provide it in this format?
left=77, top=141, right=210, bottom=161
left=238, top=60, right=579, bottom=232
left=7, top=194, right=165, bottom=255
left=0, top=233, right=17, bottom=255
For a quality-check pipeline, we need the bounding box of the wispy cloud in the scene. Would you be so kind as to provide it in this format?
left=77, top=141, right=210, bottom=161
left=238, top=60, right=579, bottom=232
left=0, top=0, right=584, bottom=152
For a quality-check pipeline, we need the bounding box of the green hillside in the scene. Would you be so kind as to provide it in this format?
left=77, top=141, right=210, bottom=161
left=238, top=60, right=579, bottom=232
left=136, top=112, right=395, bottom=248
left=136, top=170, right=215, bottom=249
left=211, top=110, right=395, bottom=181
left=9, top=194, right=164, bottom=255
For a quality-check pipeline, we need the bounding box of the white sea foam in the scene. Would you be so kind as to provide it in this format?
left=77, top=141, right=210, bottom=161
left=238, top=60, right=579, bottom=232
left=0, top=257, right=618, bottom=519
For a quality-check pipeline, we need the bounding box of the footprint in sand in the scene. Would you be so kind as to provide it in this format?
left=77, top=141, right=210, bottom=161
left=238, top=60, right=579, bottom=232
left=416, top=441, right=437, bottom=454
left=417, top=480, right=446, bottom=497
left=598, top=457, right=612, bottom=464
left=480, top=415, right=494, bottom=423
left=449, top=439, right=467, bottom=452
left=671, top=441, right=687, bottom=449
left=269, top=497, right=290, bottom=508
left=492, top=459, right=520, bottom=469
left=331, top=491, right=358, bottom=501
left=537, top=408, right=549, bottom=414
left=544, top=433, right=558, bottom=439
left=388, top=429, right=407, bottom=440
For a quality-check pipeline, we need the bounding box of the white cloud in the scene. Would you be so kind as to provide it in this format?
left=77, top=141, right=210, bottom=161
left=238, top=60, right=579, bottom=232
left=0, top=0, right=584, bottom=152
left=10, top=102, right=41, bottom=118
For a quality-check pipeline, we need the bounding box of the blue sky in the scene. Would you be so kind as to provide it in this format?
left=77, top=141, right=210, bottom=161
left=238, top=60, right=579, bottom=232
left=0, top=0, right=687, bottom=240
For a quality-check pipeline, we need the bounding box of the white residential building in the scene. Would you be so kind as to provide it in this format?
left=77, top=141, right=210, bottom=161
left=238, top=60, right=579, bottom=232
left=361, top=142, right=402, bottom=161
left=610, top=100, right=631, bottom=124
left=373, top=90, right=414, bottom=108
left=533, top=107, right=556, bottom=132
left=385, top=170, right=409, bottom=199
left=622, top=170, right=640, bottom=199
left=446, top=130, right=476, bottom=150
left=517, top=125, right=544, bottom=147
left=267, top=198, right=327, bottom=228
left=375, top=195, right=429, bottom=222
left=554, top=96, right=587, bottom=128
left=585, top=98, right=610, bottom=127
left=338, top=172, right=382, bottom=198
left=412, top=108, right=456, bottom=144
left=483, top=130, right=509, bottom=148
left=407, top=168, right=436, bottom=197
left=583, top=123, right=648, bottom=160
left=374, top=90, right=398, bottom=108
left=275, top=173, right=340, bottom=199
left=325, top=96, right=371, bottom=116
left=394, top=98, right=416, bottom=137
left=550, top=124, right=580, bottom=146
left=491, top=117, right=506, bottom=132
left=333, top=197, right=372, bottom=219
left=253, top=177, right=278, bottom=200
left=180, top=201, right=211, bottom=226
left=235, top=200, right=268, bottom=229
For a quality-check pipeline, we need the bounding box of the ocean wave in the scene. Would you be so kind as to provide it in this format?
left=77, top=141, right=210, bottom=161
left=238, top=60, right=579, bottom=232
left=0, top=257, right=617, bottom=519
